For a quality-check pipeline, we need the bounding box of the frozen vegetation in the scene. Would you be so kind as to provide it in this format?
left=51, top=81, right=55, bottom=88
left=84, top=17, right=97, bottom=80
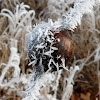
left=0, top=0, right=100, bottom=100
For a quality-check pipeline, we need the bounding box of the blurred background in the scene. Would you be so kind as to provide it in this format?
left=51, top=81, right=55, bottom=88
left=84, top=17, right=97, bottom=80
left=0, top=0, right=100, bottom=100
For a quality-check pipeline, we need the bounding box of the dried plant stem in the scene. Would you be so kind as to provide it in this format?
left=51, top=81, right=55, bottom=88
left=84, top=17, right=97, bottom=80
left=54, top=69, right=62, bottom=98
left=61, top=66, right=79, bottom=100
left=0, top=39, right=20, bottom=87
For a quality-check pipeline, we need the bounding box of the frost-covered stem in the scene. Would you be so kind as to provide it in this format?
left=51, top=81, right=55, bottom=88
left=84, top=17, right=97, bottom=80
left=26, top=64, right=44, bottom=95
left=23, top=72, right=56, bottom=100
left=0, top=39, right=20, bottom=86
left=54, top=69, right=62, bottom=98
left=77, top=45, right=100, bottom=73
left=61, top=66, right=79, bottom=100
left=61, top=0, right=99, bottom=30
left=79, top=50, right=96, bottom=71
left=74, top=45, right=100, bottom=81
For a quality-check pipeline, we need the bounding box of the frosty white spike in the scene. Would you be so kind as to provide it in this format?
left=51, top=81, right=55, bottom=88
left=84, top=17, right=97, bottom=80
left=62, top=0, right=98, bottom=30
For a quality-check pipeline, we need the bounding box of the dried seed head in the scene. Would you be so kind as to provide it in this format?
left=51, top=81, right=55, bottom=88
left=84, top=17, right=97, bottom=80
left=26, top=23, right=74, bottom=73
left=53, top=30, right=74, bottom=62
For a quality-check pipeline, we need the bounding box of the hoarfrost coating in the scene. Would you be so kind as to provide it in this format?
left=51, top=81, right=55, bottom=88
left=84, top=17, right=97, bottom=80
left=25, top=0, right=100, bottom=99
left=62, top=0, right=97, bottom=30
